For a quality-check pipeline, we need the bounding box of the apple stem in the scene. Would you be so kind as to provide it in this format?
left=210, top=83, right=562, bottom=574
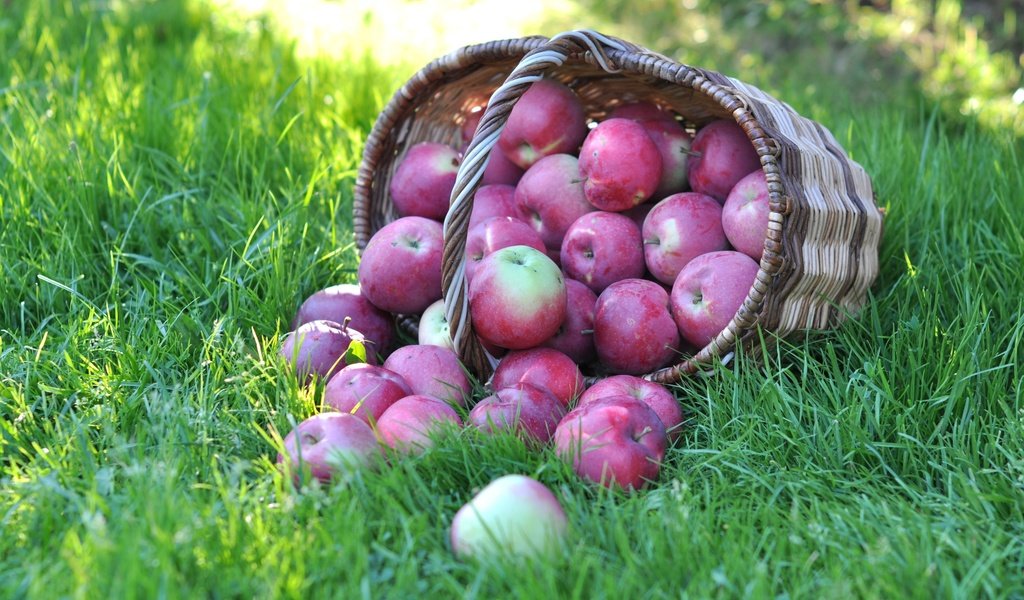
left=682, top=148, right=702, bottom=158
left=643, top=239, right=659, bottom=246
left=342, top=316, right=352, bottom=330
left=580, top=329, right=594, bottom=335
left=635, top=425, right=653, bottom=441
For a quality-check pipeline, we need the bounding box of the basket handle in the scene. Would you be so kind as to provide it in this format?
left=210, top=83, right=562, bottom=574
left=440, top=30, right=644, bottom=378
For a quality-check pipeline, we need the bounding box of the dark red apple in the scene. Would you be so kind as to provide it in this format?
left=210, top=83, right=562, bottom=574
left=553, top=395, right=667, bottom=490
left=593, top=279, right=680, bottom=375
left=358, top=216, right=443, bottom=314
left=491, top=347, right=586, bottom=408
left=323, top=363, right=412, bottom=425
left=498, top=79, right=588, bottom=169
left=541, top=278, right=598, bottom=364
left=389, top=142, right=460, bottom=220
left=467, top=383, right=566, bottom=446
left=670, top=250, right=760, bottom=348
left=578, top=118, right=662, bottom=212
left=560, top=211, right=645, bottom=294
left=578, top=375, right=684, bottom=441
left=687, top=119, right=761, bottom=202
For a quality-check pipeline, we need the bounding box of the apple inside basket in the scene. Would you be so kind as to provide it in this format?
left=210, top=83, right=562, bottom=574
left=353, top=30, right=883, bottom=385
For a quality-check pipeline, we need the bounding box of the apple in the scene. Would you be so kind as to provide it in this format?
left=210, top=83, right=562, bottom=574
left=721, top=169, right=770, bottom=260
left=541, top=278, right=598, bottom=364
left=389, top=142, right=460, bottom=221
left=514, top=153, right=595, bottom=251
left=491, top=348, right=586, bottom=408
left=642, top=119, right=693, bottom=200
left=291, top=283, right=396, bottom=359
left=670, top=250, right=760, bottom=348
left=482, top=149, right=525, bottom=187
left=468, top=184, right=518, bottom=231
left=450, top=474, right=568, bottom=559
left=498, top=79, right=588, bottom=169
left=278, top=412, right=382, bottom=484
left=323, top=363, right=412, bottom=425
left=560, top=211, right=645, bottom=294
left=642, top=192, right=728, bottom=285
left=358, top=216, right=443, bottom=315
left=465, top=216, right=546, bottom=283
left=687, top=119, right=761, bottom=202
left=383, top=344, right=472, bottom=407
left=467, top=383, right=566, bottom=446
left=578, top=118, right=662, bottom=212
left=418, top=299, right=453, bottom=350
left=280, top=319, right=373, bottom=385
left=375, top=394, right=463, bottom=453
left=593, top=279, right=680, bottom=375
left=553, top=395, right=667, bottom=490
left=607, top=100, right=676, bottom=123
left=578, top=375, right=684, bottom=441
left=468, top=245, right=567, bottom=350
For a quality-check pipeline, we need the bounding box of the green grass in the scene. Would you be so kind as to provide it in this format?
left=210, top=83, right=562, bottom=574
left=2, top=1, right=1023, bottom=597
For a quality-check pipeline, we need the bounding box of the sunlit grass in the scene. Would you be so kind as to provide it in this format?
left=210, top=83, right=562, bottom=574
left=1, top=1, right=1022, bottom=597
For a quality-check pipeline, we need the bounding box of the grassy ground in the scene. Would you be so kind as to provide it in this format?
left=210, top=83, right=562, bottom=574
left=2, top=1, right=1023, bottom=597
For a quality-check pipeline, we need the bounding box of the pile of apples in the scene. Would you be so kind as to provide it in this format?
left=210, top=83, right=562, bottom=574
left=274, top=77, right=772, bottom=558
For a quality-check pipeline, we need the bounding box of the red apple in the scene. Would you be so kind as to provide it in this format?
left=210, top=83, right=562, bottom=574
left=491, top=348, right=586, bottom=408
left=578, top=118, right=662, bottom=212
left=642, top=192, right=728, bottom=285
left=278, top=412, right=382, bottom=483
left=450, top=474, right=568, bottom=559
left=578, top=375, right=684, bottom=441
left=670, top=250, right=760, bottom=348
left=468, top=184, right=518, bottom=231
left=467, top=383, right=566, bottom=446
left=358, top=216, right=443, bottom=314
left=291, top=283, right=396, bottom=359
left=465, top=216, right=546, bottom=283
left=376, top=394, right=463, bottom=453
left=593, top=279, right=680, bottom=375
left=468, top=245, right=567, bottom=350
left=389, top=142, right=460, bottom=220
left=514, top=153, right=595, bottom=251
left=721, top=169, right=770, bottom=260
left=541, top=278, right=598, bottom=364
left=280, top=319, right=373, bottom=385
left=560, top=211, right=645, bottom=294
left=553, top=395, right=667, bottom=490
left=498, top=79, right=588, bottom=169
left=482, top=149, right=525, bottom=186
left=642, top=119, right=693, bottom=200
left=383, top=344, right=472, bottom=407
left=323, top=363, right=412, bottom=425
left=687, top=119, right=761, bottom=202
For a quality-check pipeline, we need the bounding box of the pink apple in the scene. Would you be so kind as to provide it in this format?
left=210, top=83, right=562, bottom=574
left=578, top=118, right=662, bottom=212
left=721, top=169, right=770, bottom=260
left=323, top=363, right=412, bottom=425
left=593, top=279, right=680, bottom=375
left=491, top=348, right=586, bottom=408
left=560, top=211, right=645, bottom=294
left=553, top=395, right=667, bottom=490
left=670, top=250, right=760, bottom=348
left=468, top=245, right=567, bottom=350
left=541, top=278, right=598, bottom=364
left=389, top=142, right=460, bottom=220
left=358, top=216, right=443, bottom=314
left=642, top=119, right=693, bottom=199
left=383, top=344, right=472, bottom=407
left=642, top=192, right=728, bottom=285
left=450, top=474, right=568, bottom=559
left=687, top=119, right=761, bottom=202
left=465, top=216, right=546, bottom=283
left=498, top=79, right=588, bottom=169
left=578, top=375, right=684, bottom=441
left=482, top=149, right=525, bottom=186
left=291, top=283, right=396, bottom=359
left=468, top=184, right=518, bottom=231
left=467, top=383, right=566, bottom=446
left=376, top=394, right=463, bottom=453
left=418, top=299, right=453, bottom=350
left=280, top=319, right=373, bottom=385
left=607, top=100, right=676, bottom=123
left=514, top=153, right=595, bottom=251
left=278, top=412, right=382, bottom=483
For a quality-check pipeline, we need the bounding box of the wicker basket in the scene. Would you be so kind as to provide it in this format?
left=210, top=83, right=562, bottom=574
left=354, top=30, right=883, bottom=385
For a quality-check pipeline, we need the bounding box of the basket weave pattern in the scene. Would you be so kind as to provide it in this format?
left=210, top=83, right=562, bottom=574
left=354, top=30, right=883, bottom=384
